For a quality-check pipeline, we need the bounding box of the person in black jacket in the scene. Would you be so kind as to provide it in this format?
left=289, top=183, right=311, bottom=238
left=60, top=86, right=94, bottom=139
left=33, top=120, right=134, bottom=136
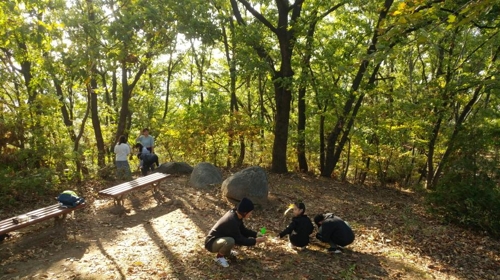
left=205, top=198, right=267, bottom=267
left=314, top=213, right=355, bottom=254
left=277, top=202, right=314, bottom=250
left=137, top=152, right=159, bottom=176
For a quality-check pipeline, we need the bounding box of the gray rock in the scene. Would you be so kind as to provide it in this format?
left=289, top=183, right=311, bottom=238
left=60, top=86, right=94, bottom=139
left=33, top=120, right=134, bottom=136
left=189, top=162, right=223, bottom=189
left=222, top=166, right=268, bottom=206
left=155, top=162, right=193, bottom=175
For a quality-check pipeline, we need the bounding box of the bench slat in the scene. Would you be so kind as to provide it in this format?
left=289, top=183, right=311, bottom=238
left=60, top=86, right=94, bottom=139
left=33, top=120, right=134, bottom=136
left=98, top=173, right=170, bottom=197
left=0, top=203, right=86, bottom=235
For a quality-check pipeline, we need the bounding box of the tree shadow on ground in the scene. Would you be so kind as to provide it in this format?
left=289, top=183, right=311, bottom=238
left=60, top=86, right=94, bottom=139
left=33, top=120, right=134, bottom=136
left=95, top=238, right=127, bottom=280
left=0, top=218, right=90, bottom=278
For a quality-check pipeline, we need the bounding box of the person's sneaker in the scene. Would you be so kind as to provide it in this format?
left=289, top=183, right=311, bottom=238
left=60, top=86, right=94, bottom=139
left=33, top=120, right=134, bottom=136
left=327, top=247, right=343, bottom=254
left=214, top=256, right=229, bottom=268
left=228, top=250, right=239, bottom=259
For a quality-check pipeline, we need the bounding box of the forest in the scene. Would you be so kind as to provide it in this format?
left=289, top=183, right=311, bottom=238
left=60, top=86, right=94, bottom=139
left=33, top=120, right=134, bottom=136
left=1, top=0, right=499, bottom=235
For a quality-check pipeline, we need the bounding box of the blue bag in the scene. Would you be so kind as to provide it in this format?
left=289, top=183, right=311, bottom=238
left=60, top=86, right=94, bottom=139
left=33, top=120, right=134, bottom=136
left=57, top=190, right=85, bottom=208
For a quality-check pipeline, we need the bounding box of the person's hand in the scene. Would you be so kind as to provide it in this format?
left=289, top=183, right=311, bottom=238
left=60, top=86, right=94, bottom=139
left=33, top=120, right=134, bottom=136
left=256, top=236, right=267, bottom=245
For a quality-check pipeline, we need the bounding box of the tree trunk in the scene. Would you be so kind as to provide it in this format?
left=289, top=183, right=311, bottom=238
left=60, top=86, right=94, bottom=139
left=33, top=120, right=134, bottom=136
left=232, top=0, right=306, bottom=174
left=115, top=61, right=146, bottom=142
left=322, top=0, right=394, bottom=177
left=296, top=19, right=316, bottom=173
left=428, top=45, right=500, bottom=189
left=297, top=85, right=308, bottom=172
left=89, top=75, right=106, bottom=167
left=426, top=118, right=441, bottom=189
left=221, top=15, right=238, bottom=169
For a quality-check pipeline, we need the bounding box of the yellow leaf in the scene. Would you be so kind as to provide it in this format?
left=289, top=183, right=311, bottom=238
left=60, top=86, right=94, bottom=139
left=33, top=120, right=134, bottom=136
left=398, top=17, right=407, bottom=24
left=447, top=14, right=456, bottom=23
left=438, top=77, right=446, bottom=88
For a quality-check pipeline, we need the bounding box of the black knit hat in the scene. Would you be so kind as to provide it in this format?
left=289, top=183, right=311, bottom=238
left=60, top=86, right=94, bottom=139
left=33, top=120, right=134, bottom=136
left=237, top=197, right=254, bottom=213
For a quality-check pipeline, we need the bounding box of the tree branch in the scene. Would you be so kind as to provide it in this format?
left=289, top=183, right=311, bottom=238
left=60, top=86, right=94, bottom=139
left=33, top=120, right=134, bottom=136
left=230, top=0, right=277, bottom=74
left=319, top=2, right=346, bottom=20
left=440, top=7, right=499, bottom=29
left=236, top=0, right=277, bottom=33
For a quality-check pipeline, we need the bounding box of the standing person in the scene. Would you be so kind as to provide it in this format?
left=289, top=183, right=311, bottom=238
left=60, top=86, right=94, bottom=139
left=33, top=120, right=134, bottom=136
left=136, top=128, right=154, bottom=154
left=314, top=213, right=355, bottom=254
left=205, top=198, right=267, bottom=268
left=114, top=135, right=132, bottom=180
left=277, top=202, right=314, bottom=250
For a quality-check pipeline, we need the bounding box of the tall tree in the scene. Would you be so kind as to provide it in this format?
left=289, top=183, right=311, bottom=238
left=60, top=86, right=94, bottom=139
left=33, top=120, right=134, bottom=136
left=230, top=0, right=306, bottom=173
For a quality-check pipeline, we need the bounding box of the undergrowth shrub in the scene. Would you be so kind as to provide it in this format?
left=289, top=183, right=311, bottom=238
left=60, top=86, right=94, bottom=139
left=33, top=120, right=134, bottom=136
left=426, top=125, right=500, bottom=236
left=0, top=167, right=58, bottom=207
left=427, top=170, right=500, bottom=236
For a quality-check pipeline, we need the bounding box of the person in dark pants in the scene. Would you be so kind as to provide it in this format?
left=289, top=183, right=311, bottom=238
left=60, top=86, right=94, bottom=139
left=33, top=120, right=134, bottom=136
left=205, top=198, right=267, bottom=268
left=314, top=213, right=355, bottom=254
left=277, top=202, right=314, bottom=250
left=137, top=152, right=159, bottom=176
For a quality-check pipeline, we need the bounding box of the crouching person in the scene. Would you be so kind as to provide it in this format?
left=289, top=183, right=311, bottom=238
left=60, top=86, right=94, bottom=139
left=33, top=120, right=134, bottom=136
left=277, top=202, right=314, bottom=250
left=314, top=213, right=354, bottom=254
left=204, top=198, right=267, bottom=267
left=137, top=152, right=159, bottom=176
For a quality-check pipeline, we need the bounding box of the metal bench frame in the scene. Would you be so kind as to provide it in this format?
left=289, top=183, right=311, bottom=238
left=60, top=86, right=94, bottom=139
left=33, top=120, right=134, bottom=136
left=0, top=203, right=87, bottom=236
left=98, top=172, right=171, bottom=205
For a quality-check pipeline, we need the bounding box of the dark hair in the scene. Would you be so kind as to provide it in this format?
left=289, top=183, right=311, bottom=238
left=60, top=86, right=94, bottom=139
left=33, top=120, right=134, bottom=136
left=142, top=128, right=149, bottom=132
left=135, top=143, right=143, bottom=149
left=313, top=214, right=325, bottom=227
left=118, top=135, right=127, bottom=145
left=295, top=202, right=306, bottom=214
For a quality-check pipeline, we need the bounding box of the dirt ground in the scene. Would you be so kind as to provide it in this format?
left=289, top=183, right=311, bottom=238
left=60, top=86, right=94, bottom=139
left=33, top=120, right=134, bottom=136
left=1, top=172, right=499, bottom=280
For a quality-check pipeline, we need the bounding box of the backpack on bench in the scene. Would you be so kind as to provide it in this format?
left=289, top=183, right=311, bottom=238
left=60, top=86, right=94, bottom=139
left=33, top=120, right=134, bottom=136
left=57, top=190, right=85, bottom=208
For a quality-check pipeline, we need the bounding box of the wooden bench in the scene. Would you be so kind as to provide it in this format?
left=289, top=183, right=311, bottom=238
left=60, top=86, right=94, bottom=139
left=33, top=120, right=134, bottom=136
left=98, top=172, right=171, bottom=205
left=0, top=203, right=87, bottom=237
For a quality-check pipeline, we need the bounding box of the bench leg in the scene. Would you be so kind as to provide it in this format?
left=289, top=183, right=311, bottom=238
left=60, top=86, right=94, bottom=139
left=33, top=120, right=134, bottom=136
left=152, top=183, right=160, bottom=195
left=152, top=183, right=165, bottom=204
left=113, top=195, right=124, bottom=206
left=54, top=213, right=67, bottom=227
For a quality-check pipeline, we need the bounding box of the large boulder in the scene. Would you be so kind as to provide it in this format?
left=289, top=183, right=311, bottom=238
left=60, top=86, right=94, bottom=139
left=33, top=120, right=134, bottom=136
left=222, top=166, right=268, bottom=206
left=189, top=162, right=223, bottom=189
left=155, top=162, right=193, bottom=175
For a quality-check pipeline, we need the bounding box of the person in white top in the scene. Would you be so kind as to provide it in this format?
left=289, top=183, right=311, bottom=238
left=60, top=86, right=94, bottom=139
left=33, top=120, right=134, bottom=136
left=114, top=135, right=132, bottom=180
left=136, top=128, right=154, bottom=154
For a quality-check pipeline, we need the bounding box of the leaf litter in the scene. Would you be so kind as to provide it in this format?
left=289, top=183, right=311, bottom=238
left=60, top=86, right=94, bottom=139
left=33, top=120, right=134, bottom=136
left=0, top=173, right=499, bottom=279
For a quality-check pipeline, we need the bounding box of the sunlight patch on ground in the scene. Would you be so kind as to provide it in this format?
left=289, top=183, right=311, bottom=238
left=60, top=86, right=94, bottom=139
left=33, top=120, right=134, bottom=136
left=26, top=208, right=207, bottom=279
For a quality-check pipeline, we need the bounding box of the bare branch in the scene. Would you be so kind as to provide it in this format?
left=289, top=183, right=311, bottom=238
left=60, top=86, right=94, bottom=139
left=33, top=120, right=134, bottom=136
left=236, top=0, right=277, bottom=33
